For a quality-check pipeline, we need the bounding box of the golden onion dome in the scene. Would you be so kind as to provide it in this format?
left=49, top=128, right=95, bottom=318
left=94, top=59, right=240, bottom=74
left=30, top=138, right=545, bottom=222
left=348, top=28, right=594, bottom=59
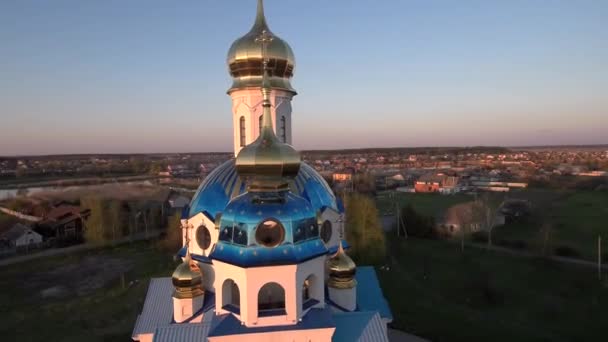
left=327, top=242, right=357, bottom=289
left=235, top=67, right=300, bottom=190
left=226, top=0, right=296, bottom=94
left=171, top=255, right=204, bottom=299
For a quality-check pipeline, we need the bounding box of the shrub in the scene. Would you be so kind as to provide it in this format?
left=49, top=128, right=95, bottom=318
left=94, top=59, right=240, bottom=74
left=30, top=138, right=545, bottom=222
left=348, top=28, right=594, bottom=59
left=495, top=239, right=509, bottom=247
left=471, top=231, right=488, bottom=243
left=510, top=240, right=528, bottom=250
left=399, top=204, right=437, bottom=239
left=157, top=214, right=182, bottom=252
left=554, top=245, right=581, bottom=258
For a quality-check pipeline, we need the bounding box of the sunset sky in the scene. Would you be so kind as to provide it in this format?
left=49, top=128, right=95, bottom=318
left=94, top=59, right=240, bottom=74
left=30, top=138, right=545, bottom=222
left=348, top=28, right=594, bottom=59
left=1, top=0, right=607, bottom=155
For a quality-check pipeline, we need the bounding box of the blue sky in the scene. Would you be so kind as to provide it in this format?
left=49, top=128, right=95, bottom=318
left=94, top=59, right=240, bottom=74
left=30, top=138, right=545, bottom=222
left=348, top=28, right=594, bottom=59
left=1, top=0, right=607, bottom=155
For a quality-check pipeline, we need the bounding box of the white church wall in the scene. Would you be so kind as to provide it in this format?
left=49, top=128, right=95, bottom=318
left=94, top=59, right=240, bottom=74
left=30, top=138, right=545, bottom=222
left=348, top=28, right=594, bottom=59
left=230, top=88, right=295, bottom=155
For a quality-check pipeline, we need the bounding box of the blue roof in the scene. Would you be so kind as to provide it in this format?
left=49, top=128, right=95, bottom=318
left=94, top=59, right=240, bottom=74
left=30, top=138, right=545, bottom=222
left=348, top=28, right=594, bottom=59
left=332, top=311, right=388, bottom=342
left=179, top=240, right=348, bottom=268
left=210, top=238, right=328, bottom=267
left=176, top=247, right=213, bottom=264
left=153, top=323, right=211, bottom=342
left=356, top=267, right=393, bottom=322
left=208, top=307, right=335, bottom=337
left=189, top=160, right=338, bottom=218
left=218, top=191, right=318, bottom=246
left=332, top=311, right=375, bottom=342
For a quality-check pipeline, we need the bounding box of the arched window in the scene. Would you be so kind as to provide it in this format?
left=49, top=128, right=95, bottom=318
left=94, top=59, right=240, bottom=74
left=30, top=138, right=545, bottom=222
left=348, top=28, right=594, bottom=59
left=302, top=278, right=311, bottom=301
left=320, top=220, right=332, bottom=243
left=255, top=219, right=285, bottom=247
left=222, top=279, right=240, bottom=314
left=302, top=274, right=319, bottom=310
left=196, top=225, right=211, bottom=250
left=258, top=282, right=286, bottom=315
left=239, top=116, right=246, bottom=147
left=259, top=115, right=263, bottom=132
left=280, top=116, right=286, bottom=142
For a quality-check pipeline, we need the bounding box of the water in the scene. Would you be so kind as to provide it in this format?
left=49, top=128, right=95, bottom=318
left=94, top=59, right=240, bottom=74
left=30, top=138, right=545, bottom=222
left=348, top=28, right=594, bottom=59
left=0, top=181, right=155, bottom=201
left=0, top=187, right=45, bottom=201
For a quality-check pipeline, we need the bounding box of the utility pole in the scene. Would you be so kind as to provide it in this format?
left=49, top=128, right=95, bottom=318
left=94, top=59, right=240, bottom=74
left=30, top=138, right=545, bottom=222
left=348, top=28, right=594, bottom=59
left=461, top=224, right=465, bottom=253
left=598, top=235, right=602, bottom=281
left=395, top=202, right=399, bottom=237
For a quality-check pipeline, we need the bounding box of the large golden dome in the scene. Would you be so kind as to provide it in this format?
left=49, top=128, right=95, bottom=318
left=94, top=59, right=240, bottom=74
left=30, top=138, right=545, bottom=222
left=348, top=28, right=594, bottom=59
left=226, top=0, right=296, bottom=94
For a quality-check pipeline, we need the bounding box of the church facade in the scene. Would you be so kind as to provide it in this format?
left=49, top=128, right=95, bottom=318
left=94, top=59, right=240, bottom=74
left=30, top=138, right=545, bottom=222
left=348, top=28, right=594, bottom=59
left=132, top=2, right=392, bottom=341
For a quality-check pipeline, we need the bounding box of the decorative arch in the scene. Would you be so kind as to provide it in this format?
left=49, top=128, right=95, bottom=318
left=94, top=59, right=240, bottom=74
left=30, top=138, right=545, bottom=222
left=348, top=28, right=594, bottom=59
left=222, top=279, right=240, bottom=313
left=259, top=114, right=263, bottom=132
left=302, top=273, right=321, bottom=310
left=258, top=282, right=286, bottom=315
left=239, top=116, right=246, bottom=147
left=280, top=116, right=286, bottom=142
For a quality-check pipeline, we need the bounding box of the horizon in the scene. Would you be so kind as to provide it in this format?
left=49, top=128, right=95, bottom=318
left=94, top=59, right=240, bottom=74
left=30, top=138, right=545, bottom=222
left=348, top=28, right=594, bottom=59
left=2, top=143, right=607, bottom=158
left=1, top=0, right=607, bottom=155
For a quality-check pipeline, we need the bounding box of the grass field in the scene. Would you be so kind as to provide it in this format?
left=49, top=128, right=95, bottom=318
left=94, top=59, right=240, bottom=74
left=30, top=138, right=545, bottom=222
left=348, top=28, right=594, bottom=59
left=0, top=241, right=175, bottom=342
left=379, top=238, right=608, bottom=342
left=493, top=190, right=608, bottom=260
left=2, top=234, right=608, bottom=341
left=376, top=191, right=473, bottom=217
left=377, top=189, right=608, bottom=261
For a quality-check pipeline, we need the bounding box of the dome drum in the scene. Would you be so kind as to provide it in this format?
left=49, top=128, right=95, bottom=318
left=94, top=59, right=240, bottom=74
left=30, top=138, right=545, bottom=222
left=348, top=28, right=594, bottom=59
left=229, top=57, right=293, bottom=79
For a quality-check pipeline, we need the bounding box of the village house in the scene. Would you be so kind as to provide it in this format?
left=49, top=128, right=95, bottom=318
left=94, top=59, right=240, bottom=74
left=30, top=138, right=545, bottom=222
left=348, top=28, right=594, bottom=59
left=414, top=173, right=459, bottom=193
left=0, top=223, right=43, bottom=249
left=36, top=203, right=91, bottom=244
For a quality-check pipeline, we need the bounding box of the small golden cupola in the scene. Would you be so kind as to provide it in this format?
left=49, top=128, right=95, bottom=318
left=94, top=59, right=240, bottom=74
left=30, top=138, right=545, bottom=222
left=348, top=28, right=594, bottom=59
left=235, top=28, right=300, bottom=192
left=171, top=253, right=204, bottom=299
left=327, top=241, right=357, bottom=289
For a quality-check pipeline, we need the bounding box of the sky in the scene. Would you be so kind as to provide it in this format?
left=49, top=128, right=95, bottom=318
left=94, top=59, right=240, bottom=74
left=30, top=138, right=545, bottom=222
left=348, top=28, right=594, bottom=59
left=1, top=0, right=607, bottom=155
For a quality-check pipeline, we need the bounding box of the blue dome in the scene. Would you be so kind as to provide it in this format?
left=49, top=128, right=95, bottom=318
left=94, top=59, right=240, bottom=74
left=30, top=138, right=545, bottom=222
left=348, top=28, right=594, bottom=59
left=209, top=191, right=327, bottom=267
left=218, top=191, right=317, bottom=246
left=188, top=160, right=338, bottom=218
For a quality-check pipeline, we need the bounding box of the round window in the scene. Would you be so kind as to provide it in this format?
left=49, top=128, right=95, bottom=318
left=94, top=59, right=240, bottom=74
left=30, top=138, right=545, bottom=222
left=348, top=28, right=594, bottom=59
left=320, top=220, right=332, bottom=243
left=255, top=219, right=285, bottom=247
left=196, top=225, right=211, bottom=250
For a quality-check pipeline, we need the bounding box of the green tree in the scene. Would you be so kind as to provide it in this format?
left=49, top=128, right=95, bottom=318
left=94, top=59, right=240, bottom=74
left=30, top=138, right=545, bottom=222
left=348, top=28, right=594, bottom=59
left=399, top=204, right=436, bottom=238
left=344, top=193, right=386, bottom=265
left=81, top=197, right=129, bottom=243
left=353, top=173, right=376, bottom=195
left=158, top=214, right=183, bottom=252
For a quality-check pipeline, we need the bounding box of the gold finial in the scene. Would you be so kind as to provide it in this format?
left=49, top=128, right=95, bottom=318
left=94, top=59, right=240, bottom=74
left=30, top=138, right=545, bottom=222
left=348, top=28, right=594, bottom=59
left=252, top=0, right=268, bottom=31
left=182, top=221, right=193, bottom=259
left=255, top=28, right=274, bottom=103
left=173, top=221, right=204, bottom=298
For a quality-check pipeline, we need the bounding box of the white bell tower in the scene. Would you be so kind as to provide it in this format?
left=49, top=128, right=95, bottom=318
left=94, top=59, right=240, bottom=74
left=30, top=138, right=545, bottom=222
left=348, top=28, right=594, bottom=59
left=226, top=0, right=297, bottom=156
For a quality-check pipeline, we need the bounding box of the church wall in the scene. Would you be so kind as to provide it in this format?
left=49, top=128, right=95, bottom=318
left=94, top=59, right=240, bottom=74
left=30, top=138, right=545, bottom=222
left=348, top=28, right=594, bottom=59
left=328, top=286, right=357, bottom=311
left=295, top=256, right=325, bottom=317
left=319, top=207, right=343, bottom=249
left=230, top=88, right=294, bottom=156
left=213, top=260, right=249, bottom=322
left=244, top=263, right=298, bottom=327
left=184, top=212, right=218, bottom=257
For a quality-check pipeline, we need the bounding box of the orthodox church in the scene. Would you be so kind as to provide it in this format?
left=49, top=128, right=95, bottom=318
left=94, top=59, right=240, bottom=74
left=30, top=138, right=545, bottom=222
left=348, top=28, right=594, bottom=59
left=132, top=1, right=392, bottom=341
